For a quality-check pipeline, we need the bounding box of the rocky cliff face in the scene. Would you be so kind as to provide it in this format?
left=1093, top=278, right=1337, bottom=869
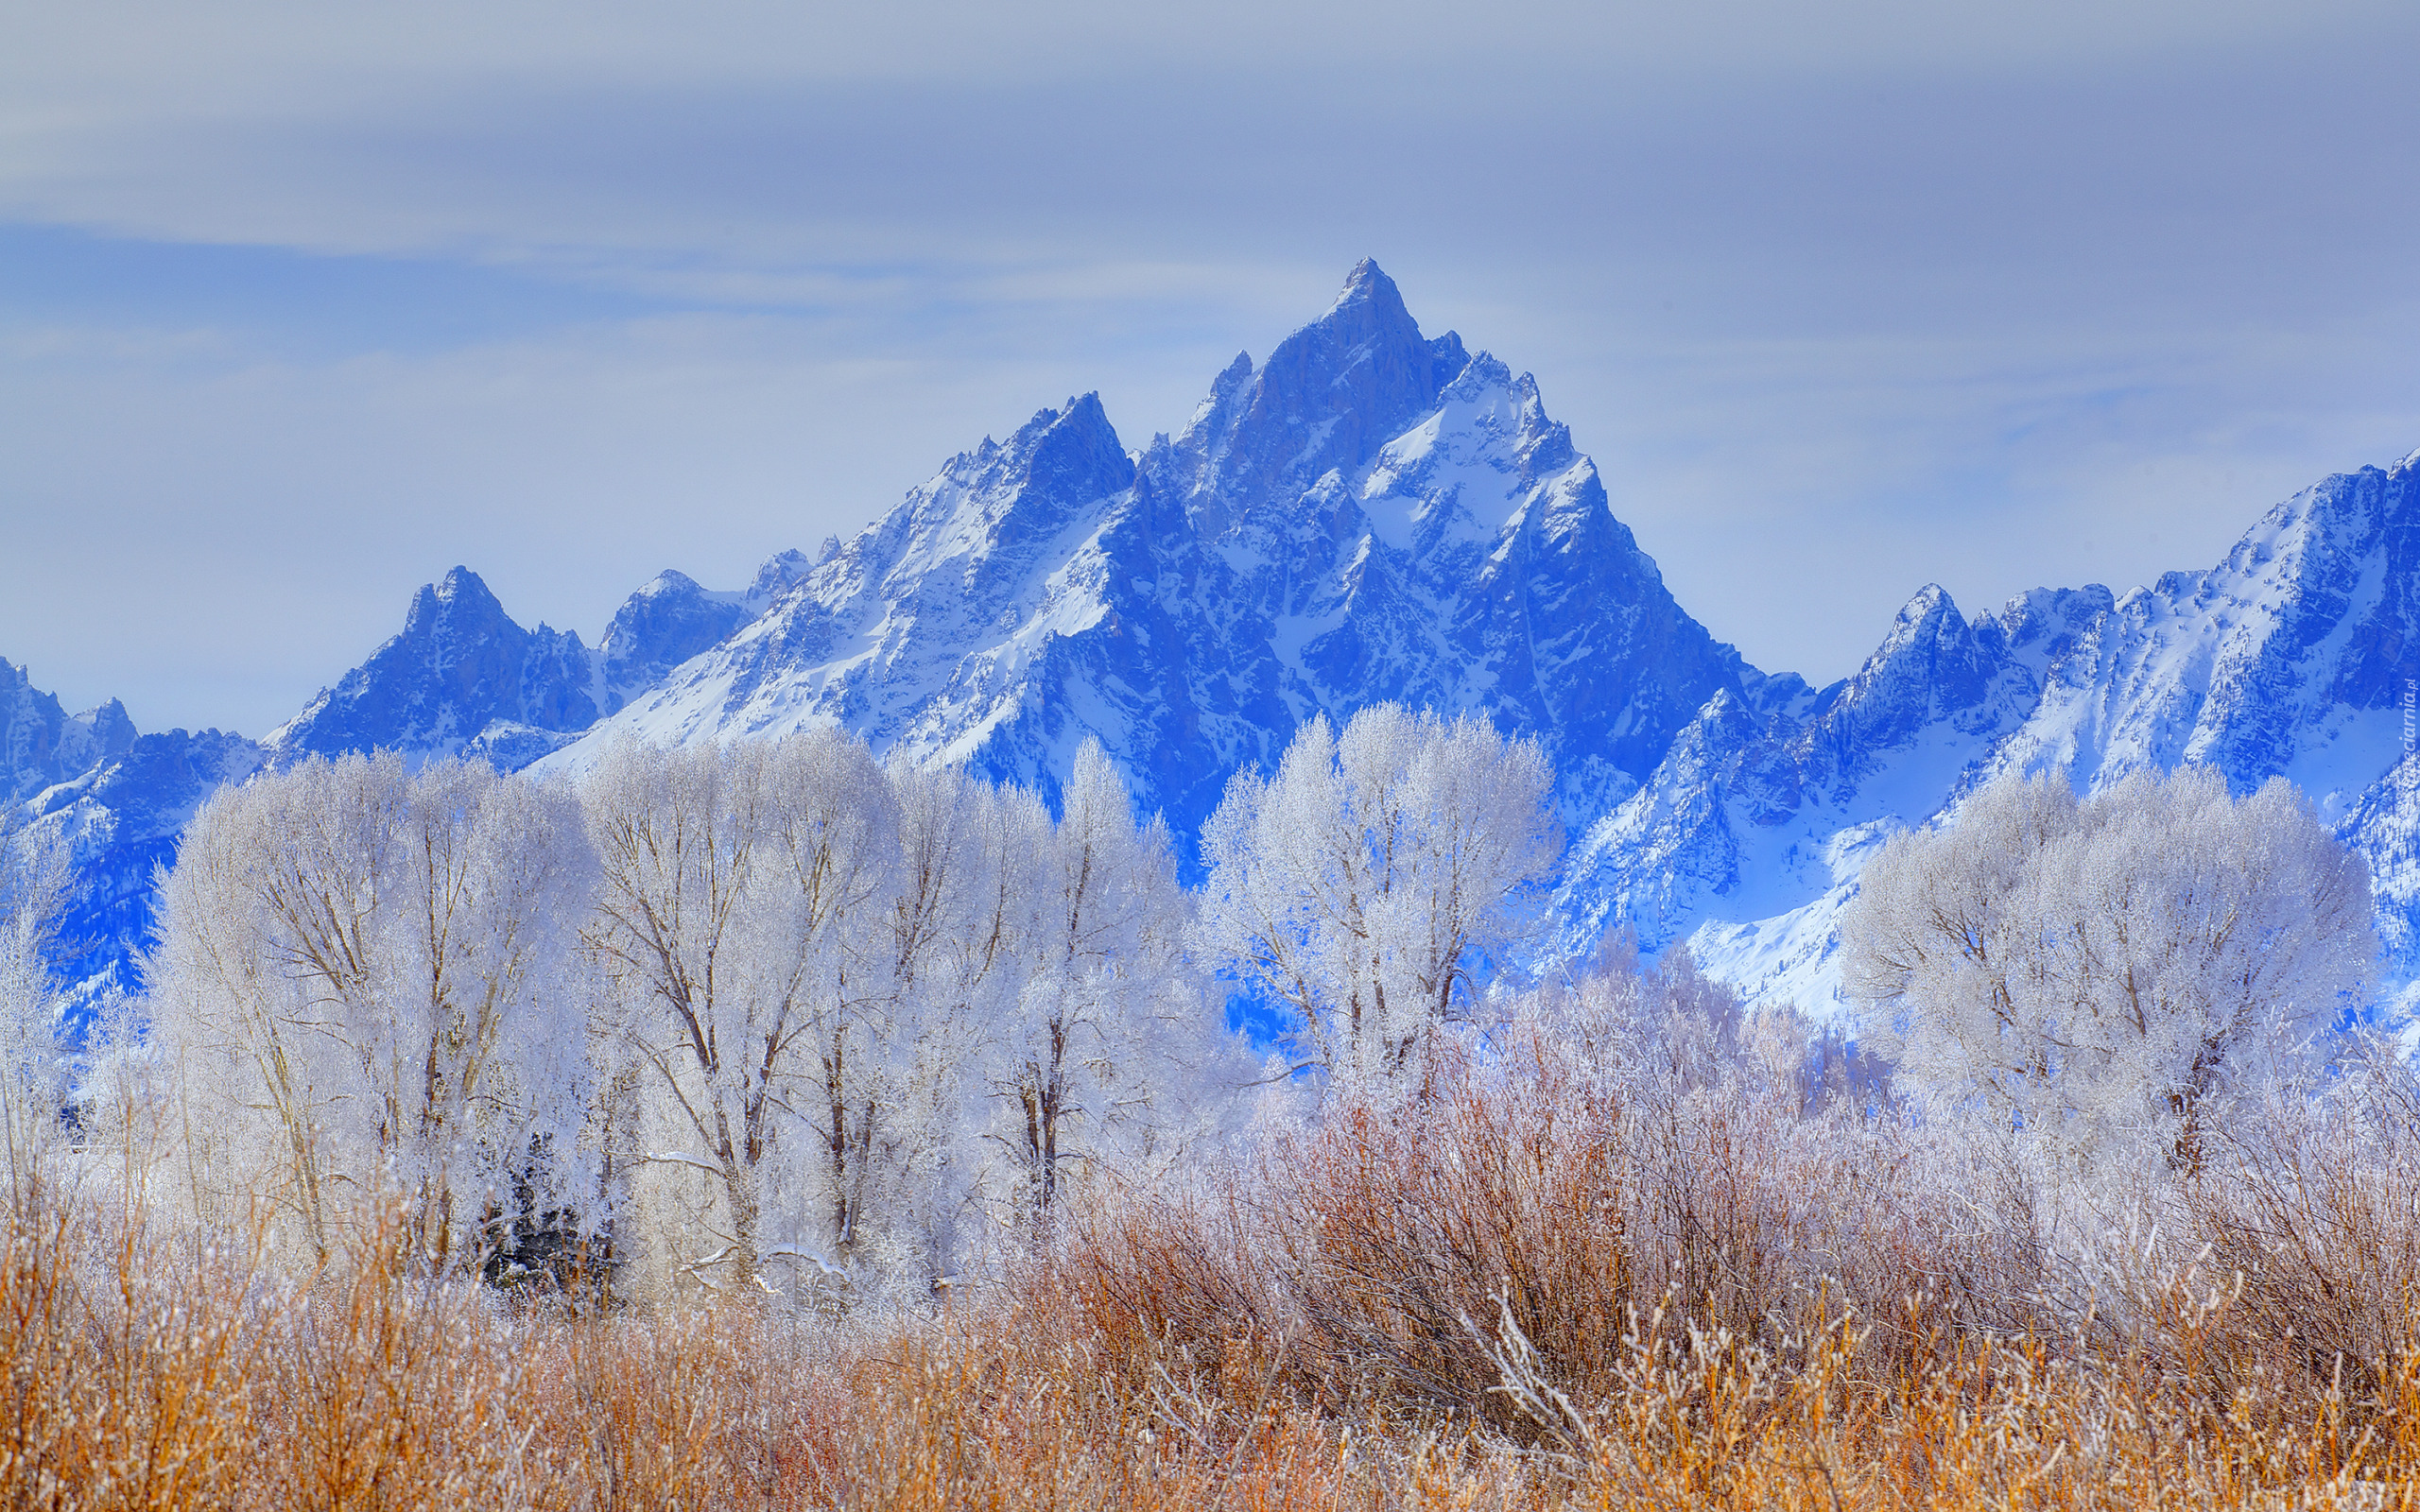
left=26, top=727, right=263, bottom=1011
left=1, top=660, right=135, bottom=806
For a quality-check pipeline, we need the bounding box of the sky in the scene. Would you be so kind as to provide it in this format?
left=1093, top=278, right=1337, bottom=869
left=4, top=0, right=2419, bottom=736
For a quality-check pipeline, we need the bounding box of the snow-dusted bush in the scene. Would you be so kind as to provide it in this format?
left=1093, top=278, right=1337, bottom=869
left=1841, top=765, right=2377, bottom=1169
left=1197, top=704, right=1561, bottom=1085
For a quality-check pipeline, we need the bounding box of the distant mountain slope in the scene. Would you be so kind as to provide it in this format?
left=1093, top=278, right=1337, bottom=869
left=27, top=727, right=263, bottom=1012
left=0, top=659, right=262, bottom=1017
left=1566, top=450, right=2420, bottom=1014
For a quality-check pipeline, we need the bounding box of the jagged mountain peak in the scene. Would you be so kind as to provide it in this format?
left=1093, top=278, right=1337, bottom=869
left=548, top=264, right=1756, bottom=873
left=268, top=564, right=599, bottom=767
left=74, top=699, right=139, bottom=765
left=1157, top=264, right=1472, bottom=534
left=971, top=393, right=1132, bottom=507
left=1810, top=584, right=2023, bottom=753
left=2000, top=583, right=2117, bottom=650
left=596, top=569, right=752, bottom=716
left=1328, top=255, right=1394, bottom=311
left=3, top=658, right=145, bottom=805
left=747, top=547, right=821, bottom=612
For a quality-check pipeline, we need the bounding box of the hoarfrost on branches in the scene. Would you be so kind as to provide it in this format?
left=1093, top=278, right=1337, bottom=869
left=0, top=805, right=69, bottom=1183
left=1198, top=704, right=1561, bottom=1085
left=148, top=753, right=597, bottom=1269
left=1841, top=766, right=2377, bottom=1169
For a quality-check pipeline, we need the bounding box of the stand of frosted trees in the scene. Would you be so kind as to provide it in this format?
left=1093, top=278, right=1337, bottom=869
left=94, top=704, right=1571, bottom=1297
left=30, top=708, right=2389, bottom=1302
left=1841, top=766, right=2377, bottom=1170
left=125, top=734, right=1257, bottom=1298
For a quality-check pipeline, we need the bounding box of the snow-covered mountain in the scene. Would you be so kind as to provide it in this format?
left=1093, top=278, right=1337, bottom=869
left=1568, top=450, right=2420, bottom=1014
left=2, top=658, right=262, bottom=1014
left=541, top=260, right=1775, bottom=861
left=2, top=659, right=137, bottom=806
left=261, top=551, right=834, bottom=774
left=263, top=566, right=602, bottom=771
left=16, top=260, right=2420, bottom=1024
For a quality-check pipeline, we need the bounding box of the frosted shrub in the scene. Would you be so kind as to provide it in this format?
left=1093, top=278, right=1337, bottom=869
left=1842, top=766, right=2376, bottom=1171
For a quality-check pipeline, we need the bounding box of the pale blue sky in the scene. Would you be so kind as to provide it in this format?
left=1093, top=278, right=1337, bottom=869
left=4, top=1, right=2417, bottom=734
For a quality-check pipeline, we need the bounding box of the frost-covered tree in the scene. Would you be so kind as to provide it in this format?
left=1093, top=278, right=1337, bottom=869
left=1841, top=766, right=2377, bottom=1167
left=585, top=732, right=1008, bottom=1290
left=1199, top=705, right=1561, bottom=1083
left=150, top=754, right=596, bottom=1267
left=982, top=741, right=1201, bottom=1225
left=0, top=807, right=70, bottom=1185
left=798, top=751, right=987, bottom=1277
left=758, top=732, right=904, bottom=1268
left=587, top=737, right=807, bottom=1285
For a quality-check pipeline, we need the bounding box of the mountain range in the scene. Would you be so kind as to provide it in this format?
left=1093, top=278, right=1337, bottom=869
left=13, top=261, right=2420, bottom=1022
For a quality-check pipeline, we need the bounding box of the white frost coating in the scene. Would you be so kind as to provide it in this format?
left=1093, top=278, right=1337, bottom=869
left=1841, top=767, right=2374, bottom=1167
left=1198, top=705, right=1561, bottom=1085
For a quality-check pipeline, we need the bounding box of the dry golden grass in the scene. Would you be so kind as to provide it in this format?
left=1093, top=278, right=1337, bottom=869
left=14, top=1047, right=2420, bottom=1511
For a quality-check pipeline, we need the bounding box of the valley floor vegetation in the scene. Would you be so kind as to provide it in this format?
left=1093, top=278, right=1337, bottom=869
left=4, top=706, right=2418, bottom=1509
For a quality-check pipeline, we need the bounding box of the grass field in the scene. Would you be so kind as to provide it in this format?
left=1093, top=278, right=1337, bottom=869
left=9, top=1036, right=2420, bottom=1510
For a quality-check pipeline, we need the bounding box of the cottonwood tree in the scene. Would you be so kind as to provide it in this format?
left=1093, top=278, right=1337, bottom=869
left=150, top=754, right=596, bottom=1267
left=1841, top=766, right=2377, bottom=1168
left=983, top=741, right=1201, bottom=1226
left=758, top=732, right=904, bottom=1271
left=1199, top=705, right=1562, bottom=1083
left=585, top=732, right=1001, bottom=1289
left=0, top=809, right=70, bottom=1186
left=848, top=758, right=1028, bottom=1276
left=587, top=737, right=793, bottom=1286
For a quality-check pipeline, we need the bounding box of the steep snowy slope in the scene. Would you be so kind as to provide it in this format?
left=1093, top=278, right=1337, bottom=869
left=547, top=261, right=1767, bottom=860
